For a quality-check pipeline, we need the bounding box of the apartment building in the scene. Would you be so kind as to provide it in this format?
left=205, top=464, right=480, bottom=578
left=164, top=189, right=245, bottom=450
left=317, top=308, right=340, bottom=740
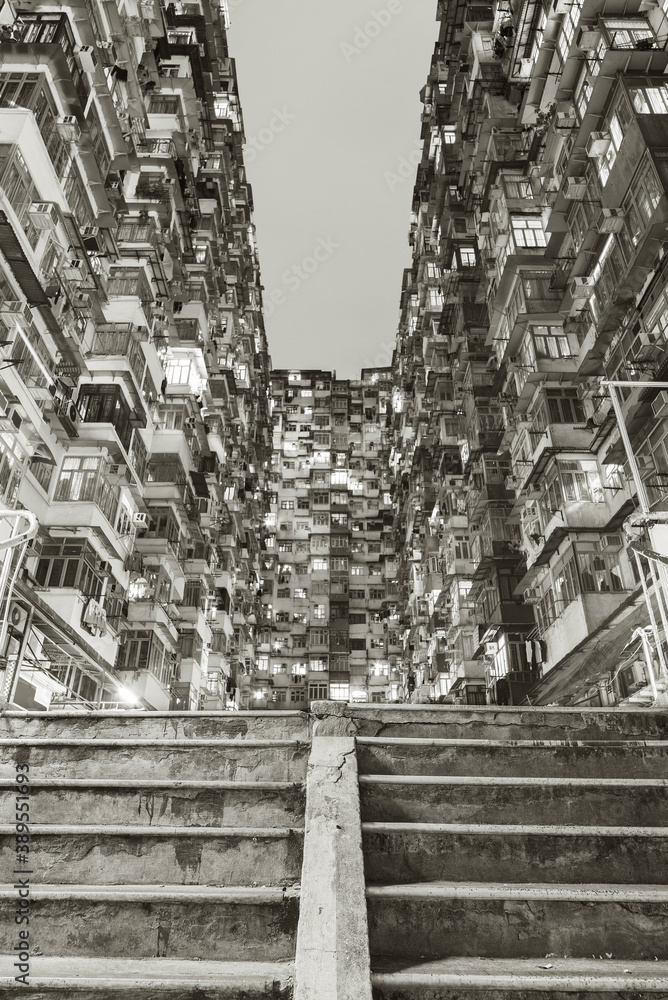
left=0, top=0, right=271, bottom=712
left=389, top=0, right=668, bottom=706
left=256, top=369, right=400, bottom=710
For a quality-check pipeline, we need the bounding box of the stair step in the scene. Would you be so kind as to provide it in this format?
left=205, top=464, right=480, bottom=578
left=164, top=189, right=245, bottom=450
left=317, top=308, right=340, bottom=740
left=366, top=882, right=668, bottom=960
left=0, top=710, right=308, bottom=742
left=359, top=775, right=668, bottom=826
left=0, top=739, right=309, bottom=781
left=0, top=825, right=303, bottom=885
left=370, top=957, right=668, bottom=998
left=0, top=956, right=294, bottom=998
left=362, top=822, right=668, bottom=884
left=0, top=779, right=305, bottom=827
left=0, top=885, right=299, bottom=960
left=356, top=737, right=668, bottom=779
left=334, top=704, right=668, bottom=741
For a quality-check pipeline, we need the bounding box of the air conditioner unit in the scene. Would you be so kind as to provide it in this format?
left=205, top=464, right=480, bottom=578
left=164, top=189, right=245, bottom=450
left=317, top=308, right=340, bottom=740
left=563, top=176, right=588, bottom=200
left=8, top=603, right=28, bottom=632
left=28, top=202, right=59, bottom=230
left=556, top=110, right=577, bottom=129
left=651, top=389, right=668, bottom=418
left=596, top=208, right=625, bottom=234
left=26, top=535, right=44, bottom=558
left=81, top=225, right=100, bottom=238
left=586, top=131, right=611, bottom=157
left=576, top=27, right=601, bottom=52
left=570, top=276, right=596, bottom=299
left=76, top=45, right=97, bottom=72
left=600, top=533, right=623, bottom=551
left=133, top=512, right=149, bottom=526
left=108, top=463, right=127, bottom=477
left=577, top=382, right=592, bottom=399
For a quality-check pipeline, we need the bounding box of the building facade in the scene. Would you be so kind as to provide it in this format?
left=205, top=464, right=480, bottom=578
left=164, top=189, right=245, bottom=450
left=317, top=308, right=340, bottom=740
left=0, top=0, right=271, bottom=711
left=388, top=0, right=668, bottom=706
left=256, top=369, right=400, bottom=709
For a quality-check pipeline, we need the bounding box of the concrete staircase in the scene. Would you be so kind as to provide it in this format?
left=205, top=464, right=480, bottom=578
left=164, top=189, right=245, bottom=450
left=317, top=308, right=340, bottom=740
left=2, top=704, right=668, bottom=998
left=355, top=706, right=668, bottom=999
left=0, top=709, right=309, bottom=997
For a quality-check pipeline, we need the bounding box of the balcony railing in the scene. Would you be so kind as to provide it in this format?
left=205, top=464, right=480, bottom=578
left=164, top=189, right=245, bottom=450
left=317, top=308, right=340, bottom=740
left=88, top=326, right=146, bottom=389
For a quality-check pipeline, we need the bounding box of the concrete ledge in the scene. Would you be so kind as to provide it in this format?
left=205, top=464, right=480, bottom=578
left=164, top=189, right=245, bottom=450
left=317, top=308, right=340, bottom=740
left=310, top=701, right=668, bottom=740
left=294, top=736, right=372, bottom=1000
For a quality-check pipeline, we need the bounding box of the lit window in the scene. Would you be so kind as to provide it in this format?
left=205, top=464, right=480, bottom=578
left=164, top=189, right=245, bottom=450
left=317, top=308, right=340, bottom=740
left=511, top=218, right=547, bottom=248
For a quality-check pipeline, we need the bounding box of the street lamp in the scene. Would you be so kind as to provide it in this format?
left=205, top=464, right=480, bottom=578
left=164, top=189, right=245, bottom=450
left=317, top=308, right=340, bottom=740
left=601, top=378, right=668, bottom=684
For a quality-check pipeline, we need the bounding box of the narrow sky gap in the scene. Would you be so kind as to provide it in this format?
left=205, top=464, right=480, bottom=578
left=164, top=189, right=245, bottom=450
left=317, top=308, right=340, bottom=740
left=229, top=1, right=439, bottom=377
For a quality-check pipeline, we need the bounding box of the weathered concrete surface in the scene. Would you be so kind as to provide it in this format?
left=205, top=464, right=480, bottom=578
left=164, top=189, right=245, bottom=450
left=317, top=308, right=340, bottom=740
left=356, top=737, right=668, bottom=779
left=311, top=702, right=668, bottom=741
left=0, top=956, right=294, bottom=998
left=294, top=737, right=372, bottom=1000
left=366, top=884, right=668, bottom=959
left=359, top=776, right=668, bottom=826
left=371, top=956, right=668, bottom=999
left=0, top=887, right=299, bottom=960
left=0, top=780, right=306, bottom=828
left=0, top=710, right=309, bottom=742
left=363, top=824, right=668, bottom=884
left=0, top=827, right=304, bottom=885
left=0, top=739, right=310, bottom=781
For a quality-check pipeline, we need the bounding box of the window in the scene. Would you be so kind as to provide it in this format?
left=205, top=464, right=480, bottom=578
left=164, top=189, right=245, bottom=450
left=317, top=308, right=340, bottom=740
left=351, top=565, right=365, bottom=576
left=309, top=683, right=328, bottom=700
left=511, top=217, right=547, bottom=248
left=280, top=500, right=294, bottom=510
left=330, top=683, right=349, bottom=702
left=532, top=326, right=571, bottom=359
left=149, top=94, right=180, bottom=115
left=312, top=558, right=328, bottom=571
left=503, top=175, right=533, bottom=200
left=459, top=246, right=476, bottom=268
left=277, top=588, right=291, bottom=599
left=331, top=536, right=348, bottom=549
left=313, top=604, right=326, bottom=619
left=313, top=492, right=329, bottom=505
left=331, top=557, right=349, bottom=571
left=314, top=512, right=329, bottom=526
left=578, top=548, right=626, bottom=593
left=298, top=498, right=310, bottom=510
left=603, top=18, right=655, bottom=50
left=294, top=588, right=307, bottom=599
left=350, top=638, right=367, bottom=651
left=278, top=541, right=292, bottom=553
left=309, top=630, right=329, bottom=646
left=296, top=520, right=310, bottom=531
left=275, top=611, right=290, bottom=623
left=349, top=613, right=367, bottom=624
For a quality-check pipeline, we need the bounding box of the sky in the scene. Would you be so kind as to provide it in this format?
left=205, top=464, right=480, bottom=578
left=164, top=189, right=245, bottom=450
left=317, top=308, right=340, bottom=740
left=227, top=1, right=439, bottom=379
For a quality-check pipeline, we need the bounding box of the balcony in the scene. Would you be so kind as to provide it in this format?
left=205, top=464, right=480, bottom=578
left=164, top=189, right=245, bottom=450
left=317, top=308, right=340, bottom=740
left=85, top=325, right=147, bottom=399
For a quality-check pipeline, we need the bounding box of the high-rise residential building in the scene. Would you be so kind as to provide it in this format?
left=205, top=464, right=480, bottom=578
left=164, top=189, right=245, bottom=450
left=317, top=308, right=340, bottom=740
left=256, top=369, right=400, bottom=710
left=0, top=0, right=271, bottom=712
left=389, top=0, right=668, bottom=707
left=1, top=0, right=667, bottom=714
